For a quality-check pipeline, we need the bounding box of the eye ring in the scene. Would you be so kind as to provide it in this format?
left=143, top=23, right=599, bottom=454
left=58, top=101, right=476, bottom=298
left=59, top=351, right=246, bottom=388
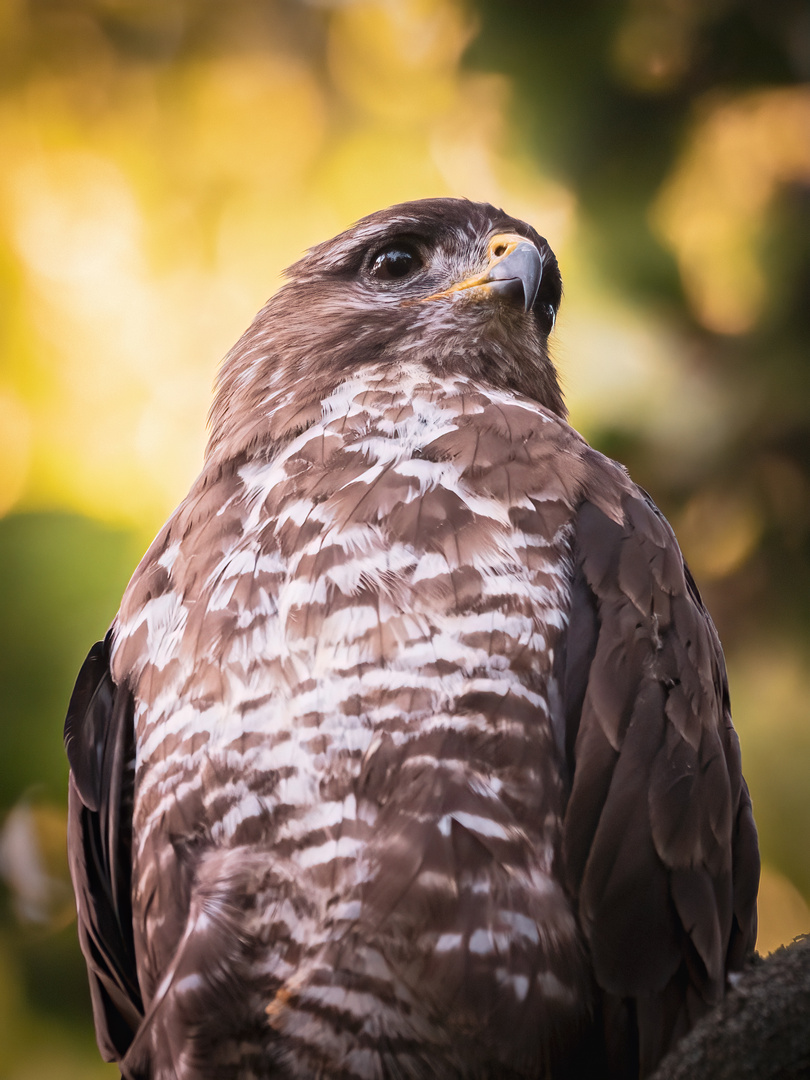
left=368, top=242, right=422, bottom=282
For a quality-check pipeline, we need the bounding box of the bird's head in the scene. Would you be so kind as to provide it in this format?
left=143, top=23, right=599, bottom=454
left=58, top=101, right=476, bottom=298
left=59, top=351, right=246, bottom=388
left=209, top=199, right=564, bottom=460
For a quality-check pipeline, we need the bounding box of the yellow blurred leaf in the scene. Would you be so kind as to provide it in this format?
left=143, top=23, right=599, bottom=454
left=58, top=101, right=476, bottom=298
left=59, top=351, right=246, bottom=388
left=653, top=86, right=810, bottom=334
left=676, top=488, right=762, bottom=580
left=0, top=392, right=31, bottom=516
left=0, top=799, right=74, bottom=930
left=180, top=55, right=327, bottom=193
left=328, top=0, right=475, bottom=123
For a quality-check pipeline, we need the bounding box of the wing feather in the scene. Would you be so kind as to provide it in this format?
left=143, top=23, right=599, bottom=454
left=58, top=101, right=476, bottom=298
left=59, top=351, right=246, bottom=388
left=561, top=486, right=759, bottom=1075
left=65, top=630, right=143, bottom=1063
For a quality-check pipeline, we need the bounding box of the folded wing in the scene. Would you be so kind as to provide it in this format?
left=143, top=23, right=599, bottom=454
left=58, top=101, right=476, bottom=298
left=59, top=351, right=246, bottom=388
left=560, top=484, right=759, bottom=1076
left=64, top=630, right=143, bottom=1063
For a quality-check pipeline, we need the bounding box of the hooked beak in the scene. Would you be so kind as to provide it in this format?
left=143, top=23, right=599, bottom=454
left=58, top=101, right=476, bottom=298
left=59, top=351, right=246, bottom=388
left=421, top=233, right=543, bottom=312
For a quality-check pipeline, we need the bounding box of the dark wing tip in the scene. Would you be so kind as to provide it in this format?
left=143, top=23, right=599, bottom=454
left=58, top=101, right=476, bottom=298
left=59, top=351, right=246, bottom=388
left=64, top=632, right=115, bottom=812
left=65, top=627, right=144, bottom=1063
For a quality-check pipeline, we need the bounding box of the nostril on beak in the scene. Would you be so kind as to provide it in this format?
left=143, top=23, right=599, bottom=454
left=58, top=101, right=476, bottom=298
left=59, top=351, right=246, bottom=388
left=485, top=242, right=543, bottom=311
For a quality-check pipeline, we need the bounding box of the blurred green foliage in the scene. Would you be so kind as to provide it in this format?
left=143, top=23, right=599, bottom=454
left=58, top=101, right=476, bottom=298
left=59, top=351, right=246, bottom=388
left=0, top=0, right=807, bottom=1075
left=0, top=512, right=136, bottom=1075
left=0, top=515, right=141, bottom=804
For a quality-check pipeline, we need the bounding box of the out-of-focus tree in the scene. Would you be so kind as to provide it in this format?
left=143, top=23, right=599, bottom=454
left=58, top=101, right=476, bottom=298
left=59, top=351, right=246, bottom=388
left=0, top=1, right=807, bottom=1074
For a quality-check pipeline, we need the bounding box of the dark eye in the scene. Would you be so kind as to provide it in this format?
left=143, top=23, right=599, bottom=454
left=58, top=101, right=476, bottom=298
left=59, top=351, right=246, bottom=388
left=369, top=243, right=422, bottom=281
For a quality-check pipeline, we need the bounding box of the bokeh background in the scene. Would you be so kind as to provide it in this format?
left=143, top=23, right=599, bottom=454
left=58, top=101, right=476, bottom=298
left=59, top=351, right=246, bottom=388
left=0, top=0, right=808, bottom=1074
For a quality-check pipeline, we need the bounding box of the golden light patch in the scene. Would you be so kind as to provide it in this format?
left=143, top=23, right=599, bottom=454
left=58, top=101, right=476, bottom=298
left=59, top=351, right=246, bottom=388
left=327, top=0, right=474, bottom=124
left=0, top=391, right=30, bottom=517
left=653, top=86, right=810, bottom=334
left=756, top=865, right=810, bottom=956
left=676, top=488, right=762, bottom=580
left=0, top=0, right=579, bottom=537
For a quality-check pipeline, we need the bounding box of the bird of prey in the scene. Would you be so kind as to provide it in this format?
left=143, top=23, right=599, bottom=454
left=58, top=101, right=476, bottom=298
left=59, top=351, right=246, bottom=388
left=65, top=198, right=759, bottom=1080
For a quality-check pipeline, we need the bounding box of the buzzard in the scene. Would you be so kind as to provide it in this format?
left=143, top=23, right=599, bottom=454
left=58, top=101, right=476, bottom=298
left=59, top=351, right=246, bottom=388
left=65, top=198, right=759, bottom=1079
